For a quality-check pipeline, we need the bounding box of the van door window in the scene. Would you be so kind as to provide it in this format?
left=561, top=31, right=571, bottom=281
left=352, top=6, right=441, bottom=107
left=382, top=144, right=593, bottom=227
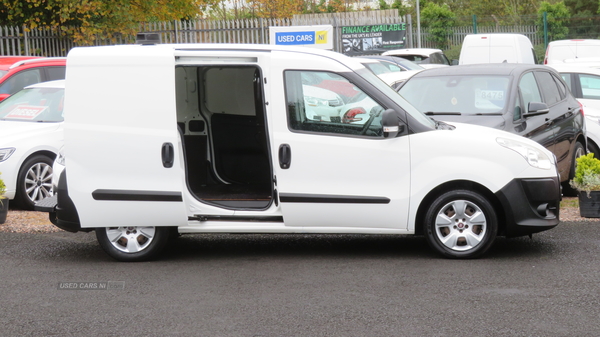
left=284, top=70, right=384, bottom=138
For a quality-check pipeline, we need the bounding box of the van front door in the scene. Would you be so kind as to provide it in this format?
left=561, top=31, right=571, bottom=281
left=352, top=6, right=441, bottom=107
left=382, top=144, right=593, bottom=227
left=270, top=61, right=411, bottom=230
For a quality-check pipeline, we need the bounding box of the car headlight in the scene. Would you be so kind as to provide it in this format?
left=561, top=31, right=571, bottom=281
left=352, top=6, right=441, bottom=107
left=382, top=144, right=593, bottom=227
left=0, top=148, right=15, bottom=162
left=496, top=137, right=552, bottom=169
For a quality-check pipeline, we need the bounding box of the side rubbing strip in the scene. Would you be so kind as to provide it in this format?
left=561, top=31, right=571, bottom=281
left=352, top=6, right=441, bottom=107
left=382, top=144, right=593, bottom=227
left=92, top=190, right=183, bottom=202
left=279, top=193, right=390, bottom=204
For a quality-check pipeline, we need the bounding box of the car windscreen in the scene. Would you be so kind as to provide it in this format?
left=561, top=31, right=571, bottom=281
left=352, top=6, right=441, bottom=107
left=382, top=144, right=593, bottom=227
left=552, top=45, right=600, bottom=62
left=355, top=67, right=436, bottom=128
left=398, top=75, right=510, bottom=115
left=0, top=87, right=64, bottom=122
left=393, top=58, right=423, bottom=70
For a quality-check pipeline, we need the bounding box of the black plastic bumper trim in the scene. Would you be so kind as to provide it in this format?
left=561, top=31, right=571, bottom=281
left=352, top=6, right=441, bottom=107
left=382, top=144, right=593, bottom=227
left=92, top=190, right=183, bottom=202
left=279, top=193, right=390, bottom=204
left=495, top=177, right=560, bottom=237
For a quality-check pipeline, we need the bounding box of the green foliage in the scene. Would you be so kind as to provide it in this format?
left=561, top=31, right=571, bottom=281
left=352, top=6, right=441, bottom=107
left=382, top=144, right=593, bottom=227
left=533, top=43, right=546, bottom=63
left=0, top=0, right=215, bottom=45
left=570, top=153, right=600, bottom=195
left=421, top=3, right=456, bottom=50
left=444, top=44, right=462, bottom=62
left=537, top=1, right=571, bottom=41
left=0, top=172, right=5, bottom=198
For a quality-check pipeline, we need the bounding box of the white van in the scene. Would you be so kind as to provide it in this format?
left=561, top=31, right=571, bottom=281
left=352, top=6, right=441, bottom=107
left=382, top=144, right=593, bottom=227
left=544, top=39, right=600, bottom=65
left=459, top=34, right=536, bottom=65
left=36, top=41, right=561, bottom=261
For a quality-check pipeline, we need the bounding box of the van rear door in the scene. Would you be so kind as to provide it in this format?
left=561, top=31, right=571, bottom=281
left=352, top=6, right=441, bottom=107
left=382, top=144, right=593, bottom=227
left=64, top=46, right=188, bottom=228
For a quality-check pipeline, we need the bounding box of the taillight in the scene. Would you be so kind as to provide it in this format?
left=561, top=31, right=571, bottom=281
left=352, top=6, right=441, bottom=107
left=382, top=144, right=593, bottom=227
left=342, top=107, right=366, bottom=123
left=579, top=101, right=584, bottom=117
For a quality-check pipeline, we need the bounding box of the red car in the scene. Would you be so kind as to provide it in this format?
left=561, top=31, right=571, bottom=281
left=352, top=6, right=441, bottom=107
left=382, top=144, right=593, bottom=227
left=0, top=56, right=66, bottom=102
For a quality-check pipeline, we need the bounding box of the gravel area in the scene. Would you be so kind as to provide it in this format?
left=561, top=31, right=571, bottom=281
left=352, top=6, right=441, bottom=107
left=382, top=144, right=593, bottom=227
left=0, top=197, right=597, bottom=233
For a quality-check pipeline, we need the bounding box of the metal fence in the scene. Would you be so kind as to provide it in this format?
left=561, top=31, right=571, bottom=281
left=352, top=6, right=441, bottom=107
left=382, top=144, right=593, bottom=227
left=1, top=10, right=548, bottom=57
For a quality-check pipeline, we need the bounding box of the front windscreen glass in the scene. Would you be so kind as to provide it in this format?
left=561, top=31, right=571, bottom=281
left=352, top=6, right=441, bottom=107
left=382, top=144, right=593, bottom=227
left=398, top=75, right=510, bottom=115
left=0, top=87, right=65, bottom=122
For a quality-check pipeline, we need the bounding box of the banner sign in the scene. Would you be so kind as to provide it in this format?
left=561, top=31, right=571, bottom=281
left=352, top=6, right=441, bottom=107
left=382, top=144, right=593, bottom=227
left=341, top=23, right=407, bottom=56
left=270, top=25, right=333, bottom=50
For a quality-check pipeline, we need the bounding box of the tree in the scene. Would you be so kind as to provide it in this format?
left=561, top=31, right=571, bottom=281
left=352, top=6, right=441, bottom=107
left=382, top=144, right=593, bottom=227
left=0, top=0, right=217, bottom=45
left=537, top=1, right=570, bottom=41
left=421, top=2, right=455, bottom=50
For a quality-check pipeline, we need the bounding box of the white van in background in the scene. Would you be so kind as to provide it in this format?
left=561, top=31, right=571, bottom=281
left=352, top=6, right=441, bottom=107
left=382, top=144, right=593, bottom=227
left=544, top=39, right=600, bottom=65
left=459, top=34, right=536, bottom=65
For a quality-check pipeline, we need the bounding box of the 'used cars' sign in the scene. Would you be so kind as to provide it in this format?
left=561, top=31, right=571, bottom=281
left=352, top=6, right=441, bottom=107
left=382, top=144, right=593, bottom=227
left=270, top=25, right=333, bottom=50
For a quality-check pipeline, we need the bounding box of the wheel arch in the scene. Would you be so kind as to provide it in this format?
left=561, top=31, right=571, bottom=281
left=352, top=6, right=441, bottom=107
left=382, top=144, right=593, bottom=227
left=17, top=150, right=57, bottom=174
left=414, top=180, right=506, bottom=236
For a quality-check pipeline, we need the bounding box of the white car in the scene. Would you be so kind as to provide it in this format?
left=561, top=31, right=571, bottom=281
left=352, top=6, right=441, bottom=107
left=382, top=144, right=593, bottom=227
left=550, top=64, right=600, bottom=156
left=544, top=39, right=600, bottom=65
left=36, top=43, right=560, bottom=262
left=382, top=48, right=450, bottom=68
left=0, top=80, right=64, bottom=210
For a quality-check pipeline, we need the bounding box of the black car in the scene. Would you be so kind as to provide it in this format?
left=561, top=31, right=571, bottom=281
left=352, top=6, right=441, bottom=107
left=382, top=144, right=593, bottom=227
left=397, top=63, right=586, bottom=193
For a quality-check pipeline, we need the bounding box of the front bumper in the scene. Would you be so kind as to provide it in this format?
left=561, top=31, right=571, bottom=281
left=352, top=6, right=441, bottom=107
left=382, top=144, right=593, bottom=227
left=495, top=177, right=561, bottom=237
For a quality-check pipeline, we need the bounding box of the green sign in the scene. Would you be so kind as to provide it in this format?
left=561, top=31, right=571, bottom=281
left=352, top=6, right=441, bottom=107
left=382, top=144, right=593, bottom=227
left=341, top=23, right=407, bottom=56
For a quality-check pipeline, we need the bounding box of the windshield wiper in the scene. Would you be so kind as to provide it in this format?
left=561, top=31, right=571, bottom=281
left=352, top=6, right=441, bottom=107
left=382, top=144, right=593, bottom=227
left=424, top=111, right=462, bottom=116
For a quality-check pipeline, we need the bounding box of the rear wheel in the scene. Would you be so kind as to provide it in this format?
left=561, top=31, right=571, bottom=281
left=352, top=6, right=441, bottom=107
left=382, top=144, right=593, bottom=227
left=96, top=226, right=170, bottom=262
left=563, top=141, right=586, bottom=197
left=424, top=190, right=497, bottom=259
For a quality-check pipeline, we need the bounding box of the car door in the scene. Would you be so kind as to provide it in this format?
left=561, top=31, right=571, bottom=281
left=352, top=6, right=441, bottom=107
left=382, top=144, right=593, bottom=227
left=535, top=70, right=582, bottom=180
left=514, top=71, right=556, bottom=155
left=268, top=51, right=411, bottom=230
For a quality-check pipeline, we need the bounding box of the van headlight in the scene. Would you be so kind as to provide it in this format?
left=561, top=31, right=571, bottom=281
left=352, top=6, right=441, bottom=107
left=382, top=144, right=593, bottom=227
left=496, top=137, right=552, bottom=169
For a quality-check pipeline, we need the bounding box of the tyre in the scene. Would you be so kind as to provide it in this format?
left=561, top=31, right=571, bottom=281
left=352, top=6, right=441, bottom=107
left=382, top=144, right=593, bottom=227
left=96, top=226, right=170, bottom=262
left=588, top=141, right=600, bottom=160
left=424, top=190, right=498, bottom=259
left=15, top=155, right=54, bottom=210
left=562, top=141, right=585, bottom=197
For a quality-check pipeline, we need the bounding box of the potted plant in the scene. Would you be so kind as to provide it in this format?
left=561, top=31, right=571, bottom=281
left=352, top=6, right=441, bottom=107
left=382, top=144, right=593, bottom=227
left=570, top=153, right=600, bottom=217
left=0, top=172, right=7, bottom=224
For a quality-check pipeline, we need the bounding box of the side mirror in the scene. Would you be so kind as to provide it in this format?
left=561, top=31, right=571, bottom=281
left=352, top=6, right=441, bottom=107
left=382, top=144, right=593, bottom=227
left=523, top=102, right=550, bottom=117
left=451, top=59, right=459, bottom=66
left=381, top=109, right=405, bottom=138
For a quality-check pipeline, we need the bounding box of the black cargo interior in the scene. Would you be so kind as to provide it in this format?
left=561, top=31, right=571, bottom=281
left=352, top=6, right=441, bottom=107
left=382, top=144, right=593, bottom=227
left=176, top=65, right=272, bottom=209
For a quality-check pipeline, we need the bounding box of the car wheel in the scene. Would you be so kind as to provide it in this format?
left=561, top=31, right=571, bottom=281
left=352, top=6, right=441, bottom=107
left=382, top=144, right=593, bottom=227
left=563, top=141, right=586, bottom=197
left=96, top=226, right=170, bottom=262
left=424, top=190, right=497, bottom=259
left=15, top=154, right=54, bottom=210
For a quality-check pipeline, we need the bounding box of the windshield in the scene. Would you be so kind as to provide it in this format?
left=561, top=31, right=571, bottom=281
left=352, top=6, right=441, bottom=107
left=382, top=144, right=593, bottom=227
left=355, top=67, right=436, bottom=128
left=393, top=57, right=423, bottom=70
left=0, top=87, right=64, bottom=122
left=398, top=75, right=510, bottom=115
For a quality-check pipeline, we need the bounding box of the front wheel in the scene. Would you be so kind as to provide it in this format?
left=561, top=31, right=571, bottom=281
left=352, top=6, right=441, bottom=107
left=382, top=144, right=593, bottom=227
left=15, top=154, right=54, bottom=210
left=424, top=190, right=498, bottom=259
left=96, top=226, right=170, bottom=262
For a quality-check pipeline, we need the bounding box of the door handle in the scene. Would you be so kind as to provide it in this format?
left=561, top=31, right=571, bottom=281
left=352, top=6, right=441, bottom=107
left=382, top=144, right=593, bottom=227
left=162, top=142, right=174, bottom=168
left=279, top=144, right=291, bottom=169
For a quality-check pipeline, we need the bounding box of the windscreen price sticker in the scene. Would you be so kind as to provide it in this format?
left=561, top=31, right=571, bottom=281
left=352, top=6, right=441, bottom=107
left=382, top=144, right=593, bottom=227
left=479, top=90, right=504, bottom=100
left=5, top=105, right=47, bottom=120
